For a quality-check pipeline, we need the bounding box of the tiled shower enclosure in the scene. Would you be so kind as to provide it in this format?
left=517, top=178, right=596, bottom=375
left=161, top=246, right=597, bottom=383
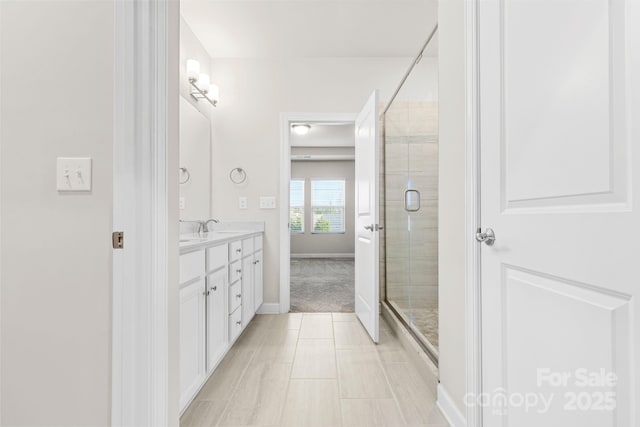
left=383, top=55, right=439, bottom=357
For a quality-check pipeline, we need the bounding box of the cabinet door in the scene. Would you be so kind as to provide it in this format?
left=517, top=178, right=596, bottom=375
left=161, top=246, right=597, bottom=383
left=241, top=256, right=254, bottom=327
left=206, top=269, right=228, bottom=373
left=179, top=278, right=206, bottom=411
left=253, top=251, right=263, bottom=312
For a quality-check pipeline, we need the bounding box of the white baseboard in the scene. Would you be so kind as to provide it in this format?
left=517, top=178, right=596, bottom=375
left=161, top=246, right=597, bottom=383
left=256, top=303, right=280, bottom=314
left=290, top=253, right=354, bottom=259
left=437, top=384, right=467, bottom=427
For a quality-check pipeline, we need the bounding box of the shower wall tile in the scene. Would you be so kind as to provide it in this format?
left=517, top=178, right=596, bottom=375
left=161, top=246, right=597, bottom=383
left=385, top=175, right=410, bottom=202
left=382, top=100, right=439, bottom=333
left=409, top=143, right=438, bottom=174
left=385, top=144, right=409, bottom=173
left=409, top=103, right=438, bottom=137
left=385, top=257, right=438, bottom=286
left=388, top=286, right=438, bottom=309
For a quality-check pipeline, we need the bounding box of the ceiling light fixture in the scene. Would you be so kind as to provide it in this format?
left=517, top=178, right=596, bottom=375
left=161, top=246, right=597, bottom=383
left=292, top=124, right=311, bottom=135
left=186, top=59, right=218, bottom=107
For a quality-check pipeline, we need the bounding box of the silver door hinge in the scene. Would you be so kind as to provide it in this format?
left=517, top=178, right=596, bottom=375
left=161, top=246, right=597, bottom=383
left=112, top=231, right=124, bottom=249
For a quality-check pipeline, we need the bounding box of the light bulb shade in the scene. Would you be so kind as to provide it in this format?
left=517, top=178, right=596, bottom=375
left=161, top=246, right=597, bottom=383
left=186, top=59, right=200, bottom=82
left=208, top=84, right=220, bottom=103
left=292, top=124, right=311, bottom=135
left=198, top=73, right=210, bottom=93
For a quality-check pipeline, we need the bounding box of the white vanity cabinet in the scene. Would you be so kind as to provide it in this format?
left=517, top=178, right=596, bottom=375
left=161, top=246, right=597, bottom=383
left=253, top=235, right=263, bottom=312
left=205, top=244, right=229, bottom=373
left=179, top=250, right=206, bottom=411
left=179, top=230, right=264, bottom=414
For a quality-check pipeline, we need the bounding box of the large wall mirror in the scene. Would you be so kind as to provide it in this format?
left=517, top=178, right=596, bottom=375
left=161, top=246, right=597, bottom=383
left=179, top=96, right=211, bottom=221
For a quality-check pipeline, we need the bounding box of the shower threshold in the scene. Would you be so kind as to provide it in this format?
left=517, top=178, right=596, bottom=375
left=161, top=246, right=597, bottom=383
left=384, top=299, right=439, bottom=365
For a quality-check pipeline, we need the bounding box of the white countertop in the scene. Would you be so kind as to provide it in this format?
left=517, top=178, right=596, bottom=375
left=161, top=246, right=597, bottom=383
left=179, top=222, right=265, bottom=254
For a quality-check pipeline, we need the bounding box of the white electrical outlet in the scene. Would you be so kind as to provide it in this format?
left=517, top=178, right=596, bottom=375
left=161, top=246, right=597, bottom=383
left=239, top=197, right=248, bottom=209
left=56, top=157, right=92, bottom=192
left=259, top=196, right=276, bottom=209
left=179, top=197, right=185, bottom=210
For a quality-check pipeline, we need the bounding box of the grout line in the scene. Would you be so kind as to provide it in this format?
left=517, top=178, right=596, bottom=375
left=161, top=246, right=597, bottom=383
left=373, top=315, right=410, bottom=427
left=332, top=313, right=345, bottom=427
left=213, top=319, right=265, bottom=427
left=276, top=313, right=300, bottom=426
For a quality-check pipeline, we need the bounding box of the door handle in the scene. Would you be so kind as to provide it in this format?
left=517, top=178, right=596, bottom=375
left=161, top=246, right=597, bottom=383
left=364, top=224, right=374, bottom=231
left=404, top=189, right=420, bottom=212
left=475, top=228, right=496, bottom=246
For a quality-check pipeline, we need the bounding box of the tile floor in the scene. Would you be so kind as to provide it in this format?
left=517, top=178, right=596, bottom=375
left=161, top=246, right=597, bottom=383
left=181, top=312, right=449, bottom=427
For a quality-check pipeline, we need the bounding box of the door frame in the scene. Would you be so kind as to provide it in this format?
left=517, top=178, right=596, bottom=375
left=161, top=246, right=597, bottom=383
left=278, top=112, right=357, bottom=314
left=463, top=0, right=482, bottom=425
left=110, top=2, right=483, bottom=425
left=112, top=1, right=179, bottom=425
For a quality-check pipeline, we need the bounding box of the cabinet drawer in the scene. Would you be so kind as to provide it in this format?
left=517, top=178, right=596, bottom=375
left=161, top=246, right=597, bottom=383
left=229, top=281, right=241, bottom=313
left=229, top=307, right=242, bottom=343
left=229, top=240, right=243, bottom=262
left=180, top=250, right=205, bottom=284
left=242, top=237, right=254, bottom=255
left=207, top=243, right=228, bottom=273
left=254, top=235, right=263, bottom=251
left=229, top=260, right=242, bottom=284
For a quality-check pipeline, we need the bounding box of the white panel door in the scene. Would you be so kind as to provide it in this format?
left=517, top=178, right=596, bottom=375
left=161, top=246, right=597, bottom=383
left=206, top=269, right=228, bottom=373
left=253, top=251, right=263, bottom=312
left=241, top=255, right=254, bottom=327
left=479, top=0, right=639, bottom=425
left=354, top=90, right=380, bottom=343
left=179, top=278, right=206, bottom=412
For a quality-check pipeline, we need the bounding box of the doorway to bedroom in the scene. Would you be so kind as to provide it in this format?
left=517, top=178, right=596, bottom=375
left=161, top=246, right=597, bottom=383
left=288, top=122, right=356, bottom=313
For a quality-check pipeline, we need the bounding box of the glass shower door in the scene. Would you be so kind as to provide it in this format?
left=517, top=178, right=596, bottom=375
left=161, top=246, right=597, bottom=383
left=384, top=56, right=439, bottom=357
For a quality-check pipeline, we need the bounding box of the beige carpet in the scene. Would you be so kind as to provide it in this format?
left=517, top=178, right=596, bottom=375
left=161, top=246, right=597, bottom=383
left=290, top=258, right=354, bottom=312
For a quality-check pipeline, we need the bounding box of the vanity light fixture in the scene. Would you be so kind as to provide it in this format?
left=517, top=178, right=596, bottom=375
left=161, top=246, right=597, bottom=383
left=187, top=59, right=218, bottom=107
left=292, top=124, right=311, bottom=135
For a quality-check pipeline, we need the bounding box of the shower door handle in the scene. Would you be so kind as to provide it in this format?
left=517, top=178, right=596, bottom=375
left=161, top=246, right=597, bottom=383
left=404, top=189, right=421, bottom=212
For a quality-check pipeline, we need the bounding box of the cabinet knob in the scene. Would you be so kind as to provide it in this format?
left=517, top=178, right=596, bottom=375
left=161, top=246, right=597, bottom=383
left=236, top=320, right=242, bottom=326
left=236, top=248, right=242, bottom=253
left=236, top=269, right=241, bottom=273
left=203, top=291, right=210, bottom=296
left=236, top=293, right=242, bottom=298
left=211, top=286, right=217, bottom=291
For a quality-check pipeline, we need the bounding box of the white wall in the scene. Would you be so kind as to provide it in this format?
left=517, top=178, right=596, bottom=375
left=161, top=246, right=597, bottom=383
left=208, top=57, right=419, bottom=304
left=438, top=0, right=467, bottom=418
left=0, top=1, right=113, bottom=424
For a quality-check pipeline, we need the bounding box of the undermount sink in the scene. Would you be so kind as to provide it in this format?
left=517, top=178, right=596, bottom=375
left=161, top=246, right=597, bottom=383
left=209, top=230, right=243, bottom=234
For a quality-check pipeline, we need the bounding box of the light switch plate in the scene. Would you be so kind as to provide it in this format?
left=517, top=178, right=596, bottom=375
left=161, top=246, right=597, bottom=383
left=56, top=157, right=92, bottom=192
left=239, top=197, right=248, bottom=209
left=259, top=196, right=276, bottom=209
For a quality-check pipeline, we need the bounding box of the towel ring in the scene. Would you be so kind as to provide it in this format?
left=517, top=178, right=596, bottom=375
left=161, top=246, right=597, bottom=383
left=229, top=167, right=247, bottom=184
left=179, top=167, right=191, bottom=184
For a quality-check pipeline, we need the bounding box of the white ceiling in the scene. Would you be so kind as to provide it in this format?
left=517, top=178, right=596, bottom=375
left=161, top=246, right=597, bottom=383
left=181, top=0, right=438, bottom=59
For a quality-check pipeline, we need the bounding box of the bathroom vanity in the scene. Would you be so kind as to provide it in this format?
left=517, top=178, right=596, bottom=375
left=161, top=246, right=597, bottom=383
left=178, top=225, right=264, bottom=412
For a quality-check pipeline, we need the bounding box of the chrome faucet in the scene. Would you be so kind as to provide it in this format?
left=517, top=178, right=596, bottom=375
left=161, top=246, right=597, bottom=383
left=199, top=219, right=219, bottom=234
